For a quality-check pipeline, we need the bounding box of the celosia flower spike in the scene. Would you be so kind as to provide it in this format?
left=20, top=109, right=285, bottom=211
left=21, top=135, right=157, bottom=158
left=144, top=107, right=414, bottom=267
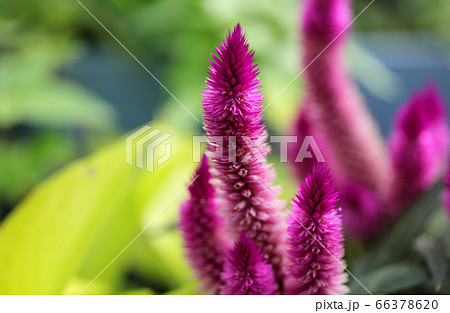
left=179, top=154, right=229, bottom=294
left=300, top=0, right=390, bottom=196
left=287, top=0, right=392, bottom=240
left=221, top=231, right=278, bottom=295
left=286, top=164, right=348, bottom=295
left=202, top=24, right=286, bottom=290
left=388, top=82, right=450, bottom=216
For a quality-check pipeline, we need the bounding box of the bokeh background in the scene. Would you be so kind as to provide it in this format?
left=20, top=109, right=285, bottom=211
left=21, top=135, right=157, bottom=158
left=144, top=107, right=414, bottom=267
left=0, top=0, right=449, bottom=294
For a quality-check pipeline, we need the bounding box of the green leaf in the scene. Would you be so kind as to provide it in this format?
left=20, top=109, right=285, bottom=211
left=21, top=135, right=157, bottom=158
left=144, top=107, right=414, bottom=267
left=424, top=208, right=449, bottom=239
left=164, top=280, right=200, bottom=295
left=350, top=263, right=429, bottom=295
left=415, top=236, right=448, bottom=292
left=120, top=288, right=155, bottom=295
left=0, top=123, right=197, bottom=294
left=353, top=182, right=443, bottom=273
left=0, top=35, right=116, bottom=130
left=0, top=132, right=78, bottom=204
left=441, top=228, right=450, bottom=260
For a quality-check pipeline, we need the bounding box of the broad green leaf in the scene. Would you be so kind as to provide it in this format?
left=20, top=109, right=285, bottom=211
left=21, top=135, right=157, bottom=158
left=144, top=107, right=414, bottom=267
left=0, top=35, right=115, bottom=130
left=164, top=280, right=200, bottom=295
left=424, top=209, right=449, bottom=239
left=0, top=133, right=77, bottom=204
left=350, top=263, right=428, bottom=295
left=0, top=140, right=135, bottom=294
left=62, top=278, right=115, bottom=295
left=120, top=288, right=155, bottom=295
left=353, top=182, right=443, bottom=273
left=438, top=267, right=450, bottom=294
left=0, top=79, right=116, bottom=130
left=0, top=123, right=197, bottom=294
left=442, top=229, right=450, bottom=260
left=415, top=236, right=448, bottom=292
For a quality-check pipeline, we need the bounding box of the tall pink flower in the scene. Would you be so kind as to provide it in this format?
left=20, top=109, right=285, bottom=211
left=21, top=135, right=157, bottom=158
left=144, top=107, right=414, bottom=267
left=221, top=231, right=277, bottom=295
left=388, top=83, right=449, bottom=216
left=339, top=182, right=383, bottom=240
left=297, top=0, right=390, bottom=197
left=286, top=0, right=392, bottom=240
left=179, top=154, right=229, bottom=294
left=202, top=24, right=286, bottom=290
left=286, top=164, right=348, bottom=295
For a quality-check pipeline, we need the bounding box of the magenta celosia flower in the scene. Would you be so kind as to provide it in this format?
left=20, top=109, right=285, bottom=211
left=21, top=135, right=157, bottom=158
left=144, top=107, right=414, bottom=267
left=202, top=24, right=286, bottom=290
left=339, top=182, right=384, bottom=240
left=298, top=0, right=390, bottom=197
left=286, top=164, right=348, bottom=295
left=388, top=83, right=450, bottom=216
left=179, top=154, right=229, bottom=294
left=221, top=231, right=278, bottom=295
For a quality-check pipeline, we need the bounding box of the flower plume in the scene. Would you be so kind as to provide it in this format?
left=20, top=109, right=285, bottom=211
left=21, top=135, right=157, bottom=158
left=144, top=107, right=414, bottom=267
left=286, top=164, right=347, bottom=295
left=202, top=23, right=286, bottom=290
left=388, top=83, right=450, bottom=215
left=179, top=154, right=229, bottom=294
left=221, top=231, right=277, bottom=295
left=288, top=0, right=391, bottom=240
left=302, top=0, right=390, bottom=195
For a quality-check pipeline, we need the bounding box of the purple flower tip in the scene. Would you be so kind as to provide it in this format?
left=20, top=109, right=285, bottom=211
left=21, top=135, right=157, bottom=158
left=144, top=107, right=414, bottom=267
left=389, top=82, right=450, bottom=212
left=179, top=154, right=229, bottom=294
left=204, top=23, right=263, bottom=134
left=287, top=164, right=348, bottom=295
left=303, top=0, right=352, bottom=46
left=221, top=231, right=278, bottom=295
left=395, top=83, right=447, bottom=139
left=294, top=164, right=339, bottom=216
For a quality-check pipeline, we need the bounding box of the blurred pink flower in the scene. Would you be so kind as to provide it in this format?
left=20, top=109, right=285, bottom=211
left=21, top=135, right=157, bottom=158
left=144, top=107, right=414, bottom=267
left=179, top=154, right=229, bottom=294
left=388, top=83, right=450, bottom=216
left=288, top=0, right=403, bottom=240
left=299, top=0, right=390, bottom=197
left=339, top=182, right=383, bottom=240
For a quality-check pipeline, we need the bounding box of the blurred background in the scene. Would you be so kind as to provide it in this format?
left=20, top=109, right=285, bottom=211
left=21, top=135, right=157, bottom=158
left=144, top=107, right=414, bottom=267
left=0, top=0, right=449, bottom=294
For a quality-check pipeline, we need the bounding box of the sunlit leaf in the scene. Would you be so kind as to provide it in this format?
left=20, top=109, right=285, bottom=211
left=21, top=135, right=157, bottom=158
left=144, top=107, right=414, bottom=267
left=120, top=288, right=155, bottom=295
left=164, top=280, right=200, bottom=295
left=0, top=123, right=197, bottom=294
